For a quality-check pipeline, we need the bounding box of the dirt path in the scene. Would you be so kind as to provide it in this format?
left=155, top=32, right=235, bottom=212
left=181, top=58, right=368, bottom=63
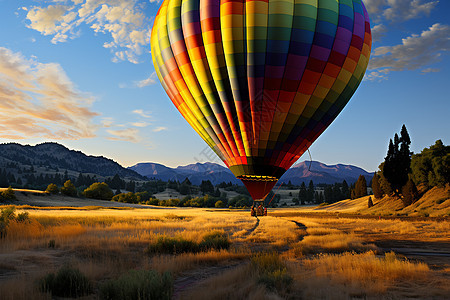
left=172, top=261, right=245, bottom=299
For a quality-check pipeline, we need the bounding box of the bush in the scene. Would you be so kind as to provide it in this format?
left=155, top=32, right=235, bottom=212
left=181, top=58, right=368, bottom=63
left=40, top=265, right=91, bottom=297
left=251, top=252, right=292, bottom=292
left=100, top=269, right=172, bottom=300
left=45, top=183, right=59, bottom=194
left=112, top=192, right=139, bottom=204
left=215, top=200, right=225, bottom=208
left=147, top=236, right=198, bottom=254
left=1, top=186, right=16, bottom=201
left=147, top=232, right=230, bottom=255
left=199, top=232, right=230, bottom=251
left=83, top=182, right=114, bottom=200
left=61, top=180, right=77, bottom=197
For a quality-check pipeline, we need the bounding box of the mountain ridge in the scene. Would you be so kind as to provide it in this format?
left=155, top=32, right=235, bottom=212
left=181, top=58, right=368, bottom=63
left=129, top=161, right=374, bottom=185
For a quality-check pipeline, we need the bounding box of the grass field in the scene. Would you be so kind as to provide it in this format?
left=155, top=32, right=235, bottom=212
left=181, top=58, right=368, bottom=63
left=0, top=205, right=449, bottom=299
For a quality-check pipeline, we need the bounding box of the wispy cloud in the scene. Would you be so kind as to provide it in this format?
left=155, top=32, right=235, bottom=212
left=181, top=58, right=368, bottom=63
left=153, top=126, right=167, bottom=132
left=24, top=0, right=153, bottom=64
left=132, top=109, right=151, bottom=118
left=135, top=72, right=157, bottom=87
left=364, top=0, right=438, bottom=21
left=421, top=68, right=440, bottom=73
left=0, top=47, right=98, bottom=140
left=132, top=121, right=150, bottom=127
left=368, top=23, right=450, bottom=72
left=106, top=128, right=140, bottom=143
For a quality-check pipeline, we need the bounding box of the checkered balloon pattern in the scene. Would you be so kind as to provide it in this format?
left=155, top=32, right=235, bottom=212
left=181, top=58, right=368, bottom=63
left=151, top=0, right=371, bottom=200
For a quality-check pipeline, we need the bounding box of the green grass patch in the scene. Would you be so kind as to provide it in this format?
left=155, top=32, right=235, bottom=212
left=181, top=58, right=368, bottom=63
left=40, top=265, right=91, bottom=297
left=251, top=252, right=292, bottom=292
left=100, top=269, right=172, bottom=300
left=147, top=232, right=230, bottom=255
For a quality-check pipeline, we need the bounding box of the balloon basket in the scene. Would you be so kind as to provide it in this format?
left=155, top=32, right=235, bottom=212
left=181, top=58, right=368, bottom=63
left=251, top=199, right=267, bottom=217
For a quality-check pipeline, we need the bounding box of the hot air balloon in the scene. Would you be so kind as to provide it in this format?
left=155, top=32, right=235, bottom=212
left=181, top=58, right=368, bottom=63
left=151, top=0, right=371, bottom=210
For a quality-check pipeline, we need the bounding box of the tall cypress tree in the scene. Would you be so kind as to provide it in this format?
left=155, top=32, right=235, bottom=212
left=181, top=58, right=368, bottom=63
left=371, top=172, right=383, bottom=199
left=383, top=125, right=412, bottom=196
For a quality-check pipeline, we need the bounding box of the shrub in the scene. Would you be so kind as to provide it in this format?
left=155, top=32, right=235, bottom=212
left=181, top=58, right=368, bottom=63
left=1, top=186, right=16, bottom=201
left=83, top=182, right=114, bottom=200
left=61, top=180, right=77, bottom=197
left=146, top=198, right=159, bottom=206
left=40, top=265, right=91, bottom=297
left=147, top=232, right=230, bottom=255
left=215, top=200, right=224, bottom=208
left=251, top=252, right=292, bottom=292
left=45, top=183, right=59, bottom=194
left=147, top=236, right=199, bottom=254
left=100, top=269, right=172, bottom=300
left=199, top=232, right=230, bottom=251
left=112, top=192, right=139, bottom=204
left=0, top=207, right=30, bottom=238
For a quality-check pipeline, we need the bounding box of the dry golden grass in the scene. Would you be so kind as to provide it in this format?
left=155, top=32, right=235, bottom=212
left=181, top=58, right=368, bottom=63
left=0, top=205, right=448, bottom=299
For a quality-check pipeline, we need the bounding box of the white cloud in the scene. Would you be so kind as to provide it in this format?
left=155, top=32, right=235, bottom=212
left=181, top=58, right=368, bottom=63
left=153, top=126, right=167, bottom=132
left=371, top=24, right=388, bottom=42
left=421, top=68, right=440, bottom=73
left=24, top=0, right=152, bottom=63
left=106, top=128, right=140, bottom=143
left=368, top=23, right=450, bottom=72
left=132, top=121, right=149, bottom=127
left=0, top=47, right=98, bottom=140
left=364, top=0, right=438, bottom=21
left=132, top=109, right=151, bottom=118
left=136, top=72, right=157, bottom=87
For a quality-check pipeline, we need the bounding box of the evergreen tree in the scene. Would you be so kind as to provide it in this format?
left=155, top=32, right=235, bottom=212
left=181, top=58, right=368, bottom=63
left=324, top=185, right=333, bottom=203
left=307, top=180, right=315, bottom=203
left=353, top=175, right=367, bottom=198
left=383, top=125, right=412, bottom=195
left=341, top=180, right=349, bottom=199
left=402, top=178, right=419, bottom=207
left=371, top=172, right=383, bottom=199
left=298, top=182, right=307, bottom=205
left=368, top=196, right=374, bottom=208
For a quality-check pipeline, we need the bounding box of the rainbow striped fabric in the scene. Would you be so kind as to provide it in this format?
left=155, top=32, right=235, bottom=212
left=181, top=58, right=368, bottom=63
left=151, top=0, right=371, bottom=195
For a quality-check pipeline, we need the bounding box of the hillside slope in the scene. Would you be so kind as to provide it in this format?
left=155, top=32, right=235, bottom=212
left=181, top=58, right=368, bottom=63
left=315, top=185, right=450, bottom=217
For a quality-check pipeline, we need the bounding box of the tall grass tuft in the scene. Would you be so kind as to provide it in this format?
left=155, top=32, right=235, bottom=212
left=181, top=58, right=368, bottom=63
left=100, top=269, right=172, bottom=300
left=40, top=265, right=92, bottom=297
left=199, top=231, right=230, bottom=251
left=251, top=252, right=292, bottom=293
left=147, top=232, right=231, bottom=254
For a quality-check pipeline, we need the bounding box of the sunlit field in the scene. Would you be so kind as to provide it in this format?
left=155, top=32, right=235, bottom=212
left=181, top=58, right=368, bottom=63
left=0, top=206, right=448, bottom=299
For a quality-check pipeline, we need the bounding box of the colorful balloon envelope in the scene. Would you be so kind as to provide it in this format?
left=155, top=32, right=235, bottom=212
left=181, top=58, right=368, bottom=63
left=151, top=0, right=372, bottom=201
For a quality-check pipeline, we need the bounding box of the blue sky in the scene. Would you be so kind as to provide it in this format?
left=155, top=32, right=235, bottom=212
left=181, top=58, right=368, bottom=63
left=0, top=0, right=448, bottom=172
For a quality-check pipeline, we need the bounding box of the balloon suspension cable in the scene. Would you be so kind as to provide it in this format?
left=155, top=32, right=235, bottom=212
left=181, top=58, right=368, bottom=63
left=307, top=148, right=313, bottom=171
left=267, top=182, right=283, bottom=207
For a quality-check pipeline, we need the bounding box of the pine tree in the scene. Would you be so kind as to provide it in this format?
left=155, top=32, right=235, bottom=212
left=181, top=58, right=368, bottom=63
left=298, top=182, right=307, bottom=205
left=402, top=178, right=418, bottom=207
left=307, top=180, right=315, bottom=203
left=353, top=175, right=367, bottom=198
left=341, top=180, right=349, bottom=199
left=383, top=125, right=412, bottom=196
left=371, top=172, right=383, bottom=199
left=368, top=196, right=374, bottom=208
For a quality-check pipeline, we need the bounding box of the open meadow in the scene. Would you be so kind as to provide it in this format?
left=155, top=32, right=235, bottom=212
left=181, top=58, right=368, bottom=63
left=0, top=204, right=449, bottom=300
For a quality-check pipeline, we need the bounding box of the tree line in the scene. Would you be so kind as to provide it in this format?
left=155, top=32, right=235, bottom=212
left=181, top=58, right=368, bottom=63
left=371, top=125, right=448, bottom=206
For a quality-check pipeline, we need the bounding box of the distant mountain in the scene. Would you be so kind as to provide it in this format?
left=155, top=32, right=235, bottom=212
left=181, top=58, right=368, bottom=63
left=129, top=161, right=374, bottom=185
left=0, top=142, right=143, bottom=180
left=129, top=162, right=240, bottom=185
left=280, top=161, right=374, bottom=185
